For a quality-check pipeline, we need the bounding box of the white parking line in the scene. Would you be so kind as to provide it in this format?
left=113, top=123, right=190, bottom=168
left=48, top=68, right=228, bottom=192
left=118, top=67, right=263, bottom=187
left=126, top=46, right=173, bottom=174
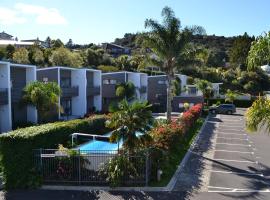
left=208, top=186, right=270, bottom=193
left=214, top=150, right=254, bottom=154
left=217, top=137, right=248, bottom=141
left=210, top=170, right=264, bottom=176
left=216, top=143, right=251, bottom=147
left=219, top=129, right=245, bottom=132
left=216, top=131, right=246, bottom=135
left=212, top=158, right=257, bottom=163
left=219, top=125, right=245, bottom=128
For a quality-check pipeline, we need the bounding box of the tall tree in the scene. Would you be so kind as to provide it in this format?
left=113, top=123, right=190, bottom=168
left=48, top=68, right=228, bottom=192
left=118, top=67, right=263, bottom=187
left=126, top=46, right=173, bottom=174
left=229, top=32, right=254, bottom=69
left=247, top=31, right=270, bottom=71
left=195, top=79, right=213, bottom=105
left=140, top=6, right=192, bottom=121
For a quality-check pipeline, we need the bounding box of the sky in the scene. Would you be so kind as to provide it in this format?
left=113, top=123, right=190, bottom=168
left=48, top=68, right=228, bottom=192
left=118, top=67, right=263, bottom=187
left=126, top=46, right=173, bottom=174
left=0, top=0, right=269, bottom=45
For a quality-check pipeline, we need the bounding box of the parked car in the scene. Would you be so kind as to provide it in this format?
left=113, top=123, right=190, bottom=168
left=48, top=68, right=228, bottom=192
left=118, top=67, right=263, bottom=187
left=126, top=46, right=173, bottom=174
left=209, top=104, right=236, bottom=114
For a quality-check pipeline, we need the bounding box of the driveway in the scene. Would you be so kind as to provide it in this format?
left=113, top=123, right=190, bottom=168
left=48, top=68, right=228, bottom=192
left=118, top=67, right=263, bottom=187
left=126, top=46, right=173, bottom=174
left=2, top=109, right=270, bottom=200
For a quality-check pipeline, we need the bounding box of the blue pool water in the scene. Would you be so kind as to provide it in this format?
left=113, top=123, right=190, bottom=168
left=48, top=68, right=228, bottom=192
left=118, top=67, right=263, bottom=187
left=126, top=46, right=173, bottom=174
left=77, top=131, right=142, bottom=151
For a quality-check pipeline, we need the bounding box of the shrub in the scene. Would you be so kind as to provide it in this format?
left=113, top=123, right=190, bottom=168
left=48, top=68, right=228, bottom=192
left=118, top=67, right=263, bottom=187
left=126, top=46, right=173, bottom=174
left=0, top=115, right=109, bottom=189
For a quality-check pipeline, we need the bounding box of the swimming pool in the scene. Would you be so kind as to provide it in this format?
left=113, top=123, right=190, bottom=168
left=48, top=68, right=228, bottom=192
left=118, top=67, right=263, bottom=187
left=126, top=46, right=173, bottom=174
left=77, top=131, right=142, bottom=151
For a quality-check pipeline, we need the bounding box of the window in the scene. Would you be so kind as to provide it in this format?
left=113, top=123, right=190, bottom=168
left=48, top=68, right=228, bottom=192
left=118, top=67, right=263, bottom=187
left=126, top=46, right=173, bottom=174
left=43, top=77, right=48, bottom=83
left=60, top=77, right=71, bottom=88
left=103, top=79, right=109, bottom=84
left=103, top=79, right=117, bottom=85
left=61, top=99, right=72, bottom=116
left=158, top=80, right=167, bottom=85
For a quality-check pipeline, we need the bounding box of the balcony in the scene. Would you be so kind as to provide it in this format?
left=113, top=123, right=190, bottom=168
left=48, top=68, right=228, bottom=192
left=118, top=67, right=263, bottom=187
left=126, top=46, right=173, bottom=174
left=61, top=86, right=79, bottom=98
left=87, top=86, right=100, bottom=96
left=11, top=87, right=23, bottom=103
left=102, top=84, right=116, bottom=98
left=0, top=88, right=8, bottom=105
left=140, top=86, right=147, bottom=93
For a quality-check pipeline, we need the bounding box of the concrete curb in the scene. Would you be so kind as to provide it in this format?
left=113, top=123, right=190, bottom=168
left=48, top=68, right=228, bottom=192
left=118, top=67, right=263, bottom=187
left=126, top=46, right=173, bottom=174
left=41, top=116, right=210, bottom=192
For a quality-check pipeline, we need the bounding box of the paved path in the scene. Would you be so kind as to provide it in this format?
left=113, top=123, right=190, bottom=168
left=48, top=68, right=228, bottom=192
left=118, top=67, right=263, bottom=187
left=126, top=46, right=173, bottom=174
left=2, top=109, right=270, bottom=199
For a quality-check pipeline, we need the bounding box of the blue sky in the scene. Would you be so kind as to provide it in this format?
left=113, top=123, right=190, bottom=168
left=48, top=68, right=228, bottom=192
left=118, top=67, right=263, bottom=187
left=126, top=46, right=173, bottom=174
left=0, top=0, right=269, bottom=44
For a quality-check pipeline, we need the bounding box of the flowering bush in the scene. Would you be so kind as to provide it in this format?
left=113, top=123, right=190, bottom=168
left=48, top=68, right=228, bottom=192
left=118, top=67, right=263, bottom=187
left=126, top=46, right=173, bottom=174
left=150, top=104, right=203, bottom=152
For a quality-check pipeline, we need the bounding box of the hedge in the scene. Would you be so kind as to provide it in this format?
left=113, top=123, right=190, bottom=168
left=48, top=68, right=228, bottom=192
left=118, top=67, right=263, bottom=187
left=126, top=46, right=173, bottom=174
left=0, top=115, right=109, bottom=189
left=207, top=98, right=256, bottom=108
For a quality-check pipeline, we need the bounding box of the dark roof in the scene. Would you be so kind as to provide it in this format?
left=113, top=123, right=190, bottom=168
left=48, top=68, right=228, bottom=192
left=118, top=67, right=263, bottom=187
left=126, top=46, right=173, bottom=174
left=0, top=31, right=13, bottom=38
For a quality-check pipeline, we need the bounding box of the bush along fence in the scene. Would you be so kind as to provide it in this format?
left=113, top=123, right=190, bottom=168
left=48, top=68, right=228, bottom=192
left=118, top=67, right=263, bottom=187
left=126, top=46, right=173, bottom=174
left=0, top=115, right=110, bottom=189
left=148, top=103, right=203, bottom=183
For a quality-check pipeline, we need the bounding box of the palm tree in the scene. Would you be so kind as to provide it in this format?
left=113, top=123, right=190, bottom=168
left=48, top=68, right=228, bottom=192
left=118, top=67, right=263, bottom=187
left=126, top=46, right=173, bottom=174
left=140, top=7, right=194, bottom=121
left=22, top=81, right=61, bottom=123
left=225, top=89, right=238, bottom=104
left=106, top=100, right=153, bottom=153
left=245, top=96, right=270, bottom=132
left=115, top=81, right=136, bottom=101
left=195, top=79, right=213, bottom=106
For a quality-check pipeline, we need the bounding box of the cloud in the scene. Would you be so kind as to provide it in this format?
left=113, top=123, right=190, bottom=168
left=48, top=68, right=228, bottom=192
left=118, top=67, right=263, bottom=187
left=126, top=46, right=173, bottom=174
left=0, top=7, right=26, bottom=25
left=0, top=3, right=67, bottom=25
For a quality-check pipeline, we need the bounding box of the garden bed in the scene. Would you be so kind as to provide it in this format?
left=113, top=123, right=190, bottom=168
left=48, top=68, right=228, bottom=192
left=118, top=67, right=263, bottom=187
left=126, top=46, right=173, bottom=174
left=150, top=118, right=204, bottom=186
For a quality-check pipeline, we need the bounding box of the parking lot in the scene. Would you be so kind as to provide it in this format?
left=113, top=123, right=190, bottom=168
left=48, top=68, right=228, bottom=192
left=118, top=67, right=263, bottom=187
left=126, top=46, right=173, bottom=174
left=207, top=109, right=270, bottom=195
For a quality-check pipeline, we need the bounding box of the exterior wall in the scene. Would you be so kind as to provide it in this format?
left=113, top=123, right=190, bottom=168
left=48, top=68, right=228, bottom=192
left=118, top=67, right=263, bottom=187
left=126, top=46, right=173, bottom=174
left=10, top=67, right=27, bottom=126
left=37, top=68, right=58, bottom=83
left=92, top=70, right=102, bottom=111
left=102, top=72, right=125, bottom=111
left=127, top=73, right=140, bottom=99
left=0, top=62, right=11, bottom=133
left=26, top=67, right=37, bottom=123
left=71, top=69, right=86, bottom=117
left=140, top=73, right=148, bottom=101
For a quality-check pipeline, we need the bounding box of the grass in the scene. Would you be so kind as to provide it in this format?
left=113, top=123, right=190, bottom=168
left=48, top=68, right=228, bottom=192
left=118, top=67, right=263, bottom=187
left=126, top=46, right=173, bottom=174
left=149, top=117, right=205, bottom=187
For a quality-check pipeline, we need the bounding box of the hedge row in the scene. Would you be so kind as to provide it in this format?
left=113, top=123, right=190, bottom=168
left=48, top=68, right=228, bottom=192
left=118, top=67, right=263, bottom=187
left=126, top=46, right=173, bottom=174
left=0, top=115, right=109, bottom=189
left=208, top=98, right=256, bottom=108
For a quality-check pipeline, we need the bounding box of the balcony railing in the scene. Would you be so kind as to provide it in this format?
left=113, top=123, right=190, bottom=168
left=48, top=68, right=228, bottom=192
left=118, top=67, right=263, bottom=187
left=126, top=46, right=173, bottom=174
left=140, top=86, right=147, bottom=93
left=0, top=88, right=8, bottom=105
left=87, top=86, right=100, bottom=96
left=11, top=87, right=23, bottom=103
left=61, top=86, right=79, bottom=98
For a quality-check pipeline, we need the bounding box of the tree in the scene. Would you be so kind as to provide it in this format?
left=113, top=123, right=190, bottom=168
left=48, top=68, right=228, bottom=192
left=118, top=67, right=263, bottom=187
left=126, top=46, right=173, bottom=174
left=247, top=31, right=270, bottom=71
left=115, top=55, right=130, bottom=70
left=195, top=79, right=212, bottom=105
left=225, top=89, right=238, bottom=103
left=106, top=100, right=153, bottom=152
left=172, top=76, right=181, bottom=96
left=22, top=81, right=61, bottom=123
left=0, top=48, right=6, bottom=60
left=97, top=65, right=119, bottom=72
left=50, top=47, right=83, bottom=67
left=32, top=48, right=45, bottom=66
left=229, top=32, right=254, bottom=69
left=115, top=81, right=136, bottom=100
left=66, top=39, right=73, bottom=49
left=12, top=48, right=29, bottom=64
left=140, top=6, right=192, bottom=121
left=6, top=45, right=15, bottom=59
left=245, top=96, right=270, bottom=132
left=51, top=39, right=64, bottom=48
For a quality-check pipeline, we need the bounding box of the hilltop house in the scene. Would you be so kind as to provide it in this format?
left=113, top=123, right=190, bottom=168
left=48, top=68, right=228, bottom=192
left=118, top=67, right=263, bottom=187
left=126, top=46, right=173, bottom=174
left=102, top=43, right=131, bottom=57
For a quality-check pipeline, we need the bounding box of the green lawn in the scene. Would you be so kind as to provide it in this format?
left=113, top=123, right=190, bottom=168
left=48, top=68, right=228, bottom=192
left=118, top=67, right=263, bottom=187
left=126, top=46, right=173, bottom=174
left=150, top=118, right=205, bottom=187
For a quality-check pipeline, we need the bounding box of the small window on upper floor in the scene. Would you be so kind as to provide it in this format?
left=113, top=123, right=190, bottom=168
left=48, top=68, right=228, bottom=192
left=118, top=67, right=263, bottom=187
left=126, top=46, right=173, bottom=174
left=103, top=79, right=109, bottom=84
left=43, top=77, right=48, bottom=83
left=110, top=80, right=117, bottom=84
left=158, top=80, right=167, bottom=84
